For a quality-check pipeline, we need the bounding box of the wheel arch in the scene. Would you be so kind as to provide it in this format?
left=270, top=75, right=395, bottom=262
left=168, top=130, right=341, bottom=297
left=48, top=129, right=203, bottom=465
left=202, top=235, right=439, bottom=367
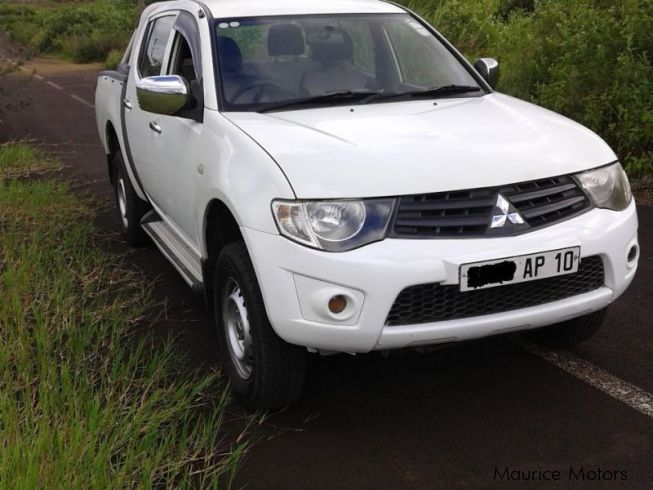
left=105, top=120, right=120, bottom=186
left=202, top=198, right=245, bottom=290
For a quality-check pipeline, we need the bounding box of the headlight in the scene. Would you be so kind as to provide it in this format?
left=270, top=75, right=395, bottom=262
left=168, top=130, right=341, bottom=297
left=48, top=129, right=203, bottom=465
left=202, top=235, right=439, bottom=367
left=272, top=199, right=396, bottom=251
left=575, top=162, right=632, bottom=211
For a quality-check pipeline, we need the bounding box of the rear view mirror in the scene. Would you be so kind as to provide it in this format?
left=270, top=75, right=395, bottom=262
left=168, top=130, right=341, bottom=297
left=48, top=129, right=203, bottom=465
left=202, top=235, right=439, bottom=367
left=473, top=58, right=500, bottom=89
left=136, top=75, right=190, bottom=115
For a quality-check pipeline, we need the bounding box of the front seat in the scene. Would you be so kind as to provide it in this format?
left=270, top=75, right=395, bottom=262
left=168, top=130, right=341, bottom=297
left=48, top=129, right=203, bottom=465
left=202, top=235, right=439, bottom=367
left=219, top=35, right=244, bottom=76
left=268, top=23, right=305, bottom=59
left=300, top=28, right=373, bottom=96
left=266, top=23, right=307, bottom=93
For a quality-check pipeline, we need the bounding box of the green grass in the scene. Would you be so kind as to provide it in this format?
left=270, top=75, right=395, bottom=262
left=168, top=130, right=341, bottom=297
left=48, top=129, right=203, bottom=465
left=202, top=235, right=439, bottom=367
left=0, top=141, right=58, bottom=178
left=0, top=142, right=247, bottom=488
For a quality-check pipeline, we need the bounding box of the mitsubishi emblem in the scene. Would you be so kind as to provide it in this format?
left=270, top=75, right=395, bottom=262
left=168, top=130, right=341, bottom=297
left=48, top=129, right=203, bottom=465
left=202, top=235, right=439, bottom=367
left=490, top=194, right=525, bottom=228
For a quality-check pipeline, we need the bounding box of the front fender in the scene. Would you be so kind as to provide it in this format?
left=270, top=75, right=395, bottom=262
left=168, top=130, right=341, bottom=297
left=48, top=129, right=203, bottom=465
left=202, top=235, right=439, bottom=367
left=194, top=110, right=295, bottom=258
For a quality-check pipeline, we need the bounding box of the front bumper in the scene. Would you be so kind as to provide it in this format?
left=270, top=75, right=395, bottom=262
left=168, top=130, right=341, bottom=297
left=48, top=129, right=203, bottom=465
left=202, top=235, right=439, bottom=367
left=243, top=202, right=639, bottom=353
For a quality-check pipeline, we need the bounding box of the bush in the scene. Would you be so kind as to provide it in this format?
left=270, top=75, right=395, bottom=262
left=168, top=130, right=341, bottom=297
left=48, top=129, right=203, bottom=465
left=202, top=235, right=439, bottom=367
left=497, top=0, right=653, bottom=179
left=0, top=2, right=135, bottom=64
left=405, top=0, right=502, bottom=55
left=67, top=30, right=126, bottom=63
left=105, top=48, right=124, bottom=70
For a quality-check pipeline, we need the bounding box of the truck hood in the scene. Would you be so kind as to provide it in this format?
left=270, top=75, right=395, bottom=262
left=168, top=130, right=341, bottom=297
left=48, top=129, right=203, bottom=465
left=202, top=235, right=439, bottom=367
left=225, top=93, right=616, bottom=199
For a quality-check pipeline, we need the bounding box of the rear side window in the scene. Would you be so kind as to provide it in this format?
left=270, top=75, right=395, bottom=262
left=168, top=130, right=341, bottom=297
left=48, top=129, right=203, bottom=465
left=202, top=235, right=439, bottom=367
left=139, top=15, right=176, bottom=78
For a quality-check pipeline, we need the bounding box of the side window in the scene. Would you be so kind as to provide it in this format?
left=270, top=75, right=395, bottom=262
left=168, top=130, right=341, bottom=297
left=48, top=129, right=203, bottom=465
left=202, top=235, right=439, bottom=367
left=168, top=33, right=197, bottom=84
left=139, top=16, right=176, bottom=78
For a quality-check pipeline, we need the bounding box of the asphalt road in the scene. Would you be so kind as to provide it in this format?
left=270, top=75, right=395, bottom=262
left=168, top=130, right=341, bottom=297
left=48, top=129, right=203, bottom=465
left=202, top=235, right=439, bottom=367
left=1, top=51, right=652, bottom=489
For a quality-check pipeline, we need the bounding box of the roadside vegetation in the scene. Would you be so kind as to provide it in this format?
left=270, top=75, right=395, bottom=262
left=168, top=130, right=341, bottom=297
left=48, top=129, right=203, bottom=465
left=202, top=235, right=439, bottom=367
left=1, top=0, right=649, bottom=181
left=0, top=47, right=30, bottom=117
left=0, top=1, right=137, bottom=65
left=0, top=141, right=247, bottom=488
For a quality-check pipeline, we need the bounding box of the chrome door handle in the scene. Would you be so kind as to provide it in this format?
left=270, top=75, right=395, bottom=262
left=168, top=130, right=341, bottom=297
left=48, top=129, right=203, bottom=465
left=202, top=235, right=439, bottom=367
left=122, top=98, right=132, bottom=110
left=149, top=121, right=162, bottom=134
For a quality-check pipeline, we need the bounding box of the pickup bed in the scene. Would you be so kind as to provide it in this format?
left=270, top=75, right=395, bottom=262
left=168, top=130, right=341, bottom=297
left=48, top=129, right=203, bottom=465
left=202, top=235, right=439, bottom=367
left=96, top=0, right=639, bottom=409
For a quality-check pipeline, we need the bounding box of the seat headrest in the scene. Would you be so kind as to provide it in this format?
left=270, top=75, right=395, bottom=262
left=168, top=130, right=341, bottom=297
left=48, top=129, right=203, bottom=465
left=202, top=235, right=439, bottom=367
left=268, top=24, right=305, bottom=56
left=218, top=36, right=242, bottom=73
left=308, top=28, right=353, bottom=63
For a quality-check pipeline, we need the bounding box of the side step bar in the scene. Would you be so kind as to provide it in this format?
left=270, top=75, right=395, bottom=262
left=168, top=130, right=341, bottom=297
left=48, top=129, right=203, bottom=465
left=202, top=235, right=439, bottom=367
left=141, top=211, right=204, bottom=292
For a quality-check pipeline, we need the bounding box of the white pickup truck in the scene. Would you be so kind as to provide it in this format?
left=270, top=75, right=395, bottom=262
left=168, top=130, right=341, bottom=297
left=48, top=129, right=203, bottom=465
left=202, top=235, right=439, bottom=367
left=95, top=0, right=639, bottom=408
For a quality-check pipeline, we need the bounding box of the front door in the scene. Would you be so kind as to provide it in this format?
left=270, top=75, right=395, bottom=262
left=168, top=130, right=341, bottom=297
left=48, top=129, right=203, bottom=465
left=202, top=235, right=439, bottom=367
left=148, top=23, right=204, bottom=248
left=124, top=12, right=177, bottom=209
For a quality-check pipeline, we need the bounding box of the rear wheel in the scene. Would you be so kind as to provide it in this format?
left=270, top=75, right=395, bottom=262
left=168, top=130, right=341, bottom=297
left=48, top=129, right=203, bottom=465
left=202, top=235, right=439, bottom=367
left=113, top=152, right=149, bottom=245
left=214, top=242, right=306, bottom=409
left=528, top=309, right=606, bottom=347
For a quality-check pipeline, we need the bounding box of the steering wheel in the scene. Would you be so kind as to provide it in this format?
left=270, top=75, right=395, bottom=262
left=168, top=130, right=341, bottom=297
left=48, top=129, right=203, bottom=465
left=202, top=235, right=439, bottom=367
left=231, top=80, right=295, bottom=104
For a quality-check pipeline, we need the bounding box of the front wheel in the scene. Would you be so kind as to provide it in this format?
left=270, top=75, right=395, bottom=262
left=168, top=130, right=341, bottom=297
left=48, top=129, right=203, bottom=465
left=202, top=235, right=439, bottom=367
left=214, top=242, right=306, bottom=409
left=528, top=309, right=606, bottom=347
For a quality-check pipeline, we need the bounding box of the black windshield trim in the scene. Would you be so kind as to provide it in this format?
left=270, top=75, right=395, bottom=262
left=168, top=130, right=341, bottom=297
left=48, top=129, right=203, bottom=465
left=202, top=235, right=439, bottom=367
left=258, top=90, right=381, bottom=113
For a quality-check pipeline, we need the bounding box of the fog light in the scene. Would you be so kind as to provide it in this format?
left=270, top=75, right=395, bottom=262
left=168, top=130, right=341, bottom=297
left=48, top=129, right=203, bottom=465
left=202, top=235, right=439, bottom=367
left=328, top=295, right=348, bottom=314
left=627, top=245, right=638, bottom=263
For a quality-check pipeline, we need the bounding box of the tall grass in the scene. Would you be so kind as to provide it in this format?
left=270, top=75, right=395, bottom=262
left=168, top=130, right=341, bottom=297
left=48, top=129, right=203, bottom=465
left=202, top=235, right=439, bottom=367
left=0, top=142, right=247, bottom=488
left=0, top=141, right=57, bottom=178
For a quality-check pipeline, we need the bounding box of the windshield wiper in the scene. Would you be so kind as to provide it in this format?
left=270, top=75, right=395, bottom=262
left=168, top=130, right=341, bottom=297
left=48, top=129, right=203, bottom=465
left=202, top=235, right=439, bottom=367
left=359, top=85, right=483, bottom=104
left=258, top=90, right=381, bottom=113
left=257, top=85, right=482, bottom=112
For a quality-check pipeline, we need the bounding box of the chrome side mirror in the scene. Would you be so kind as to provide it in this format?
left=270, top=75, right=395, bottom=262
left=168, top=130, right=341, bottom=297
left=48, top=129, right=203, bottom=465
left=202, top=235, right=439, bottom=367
left=473, top=58, right=499, bottom=89
left=136, top=75, right=190, bottom=115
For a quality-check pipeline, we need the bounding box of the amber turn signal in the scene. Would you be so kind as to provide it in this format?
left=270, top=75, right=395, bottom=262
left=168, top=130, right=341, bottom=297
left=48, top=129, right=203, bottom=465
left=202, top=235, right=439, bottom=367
left=328, top=295, right=348, bottom=314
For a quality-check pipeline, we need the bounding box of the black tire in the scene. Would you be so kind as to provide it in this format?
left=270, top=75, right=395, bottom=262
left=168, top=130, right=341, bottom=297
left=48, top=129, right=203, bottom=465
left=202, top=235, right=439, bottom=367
left=214, top=242, right=306, bottom=409
left=528, top=309, right=606, bottom=348
left=113, top=152, right=149, bottom=246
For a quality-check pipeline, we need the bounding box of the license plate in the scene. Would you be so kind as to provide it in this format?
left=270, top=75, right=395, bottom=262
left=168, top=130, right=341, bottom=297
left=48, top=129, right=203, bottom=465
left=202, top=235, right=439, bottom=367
left=459, top=247, right=581, bottom=292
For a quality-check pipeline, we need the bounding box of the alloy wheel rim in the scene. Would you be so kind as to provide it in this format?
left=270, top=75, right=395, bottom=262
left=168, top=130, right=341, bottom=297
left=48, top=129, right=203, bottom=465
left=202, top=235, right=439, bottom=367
left=222, top=278, right=253, bottom=379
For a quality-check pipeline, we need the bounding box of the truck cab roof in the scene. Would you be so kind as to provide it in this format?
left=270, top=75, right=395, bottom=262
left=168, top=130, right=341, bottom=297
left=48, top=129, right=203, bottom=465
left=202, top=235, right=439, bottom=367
left=198, top=0, right=403, bottom=18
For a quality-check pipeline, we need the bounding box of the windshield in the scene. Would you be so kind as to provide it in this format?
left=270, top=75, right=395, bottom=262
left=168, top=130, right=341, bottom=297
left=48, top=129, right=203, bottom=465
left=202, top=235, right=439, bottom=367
left=213, top=14, right=485, bottom=112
